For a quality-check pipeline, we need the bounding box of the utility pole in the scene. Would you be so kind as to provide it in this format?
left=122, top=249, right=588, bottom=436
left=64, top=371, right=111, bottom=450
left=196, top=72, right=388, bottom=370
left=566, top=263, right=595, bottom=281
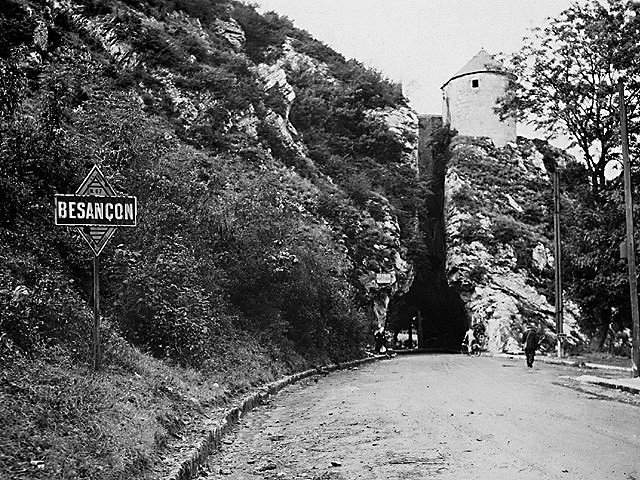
left=619, top=79, right=640, bottom=378
left=553, top=160, right=563, bottom=358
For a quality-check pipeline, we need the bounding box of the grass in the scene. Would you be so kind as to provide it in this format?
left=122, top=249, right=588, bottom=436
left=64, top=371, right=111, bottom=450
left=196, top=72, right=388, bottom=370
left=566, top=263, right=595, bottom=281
left=0, top=333, right=307, bottom=480
left=564, top=351, right=632, bottom=369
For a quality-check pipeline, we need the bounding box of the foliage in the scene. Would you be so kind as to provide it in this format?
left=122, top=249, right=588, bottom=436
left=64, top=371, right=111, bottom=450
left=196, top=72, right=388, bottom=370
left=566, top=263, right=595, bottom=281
left=559, top=159, right=631, bottom=347
left=0, top=256, right=92, bottom=358
left=0, top=1, right=36, bottom=58
left=499, top=0, right=640, bottom=196
left=106, top=241, right=222, bottom=365
left=490, top=215, right=537, bottom=270
left=501, top=0, right=640, bottom=347
left=286, top=61, right=419, bottom=259
left=0, top=1, right=420, bottom=475
left=231, top=5, right=291, bottom=62
left=120, top=0, right=231, bottom=24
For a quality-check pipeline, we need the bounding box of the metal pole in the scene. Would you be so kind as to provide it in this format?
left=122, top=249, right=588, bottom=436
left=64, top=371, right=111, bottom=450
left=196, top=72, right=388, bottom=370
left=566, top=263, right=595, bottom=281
left=553, top=164, right=564, bottom=357
left=619, top=79, right=640, bottom=378
left=93, top=253, right=101, bottom=371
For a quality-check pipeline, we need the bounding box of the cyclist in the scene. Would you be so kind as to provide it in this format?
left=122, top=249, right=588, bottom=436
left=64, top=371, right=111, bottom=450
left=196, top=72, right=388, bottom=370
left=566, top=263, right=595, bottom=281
left=462, top=326, right=476, bottom=355
left=473, top=322, right=486, bottom=351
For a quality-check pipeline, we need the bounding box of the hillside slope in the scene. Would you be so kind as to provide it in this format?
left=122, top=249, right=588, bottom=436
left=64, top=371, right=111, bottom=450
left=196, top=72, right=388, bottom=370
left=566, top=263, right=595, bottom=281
left=1, top=0, right=422, bottom=362
left=0, top=0, right=423, bottom=477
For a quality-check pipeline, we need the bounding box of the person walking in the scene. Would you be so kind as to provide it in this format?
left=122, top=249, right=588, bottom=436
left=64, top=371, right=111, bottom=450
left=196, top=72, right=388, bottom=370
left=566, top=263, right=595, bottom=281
left=522, top=323, right=538, bottom=368
left=374, top=328, right=385, bottom=354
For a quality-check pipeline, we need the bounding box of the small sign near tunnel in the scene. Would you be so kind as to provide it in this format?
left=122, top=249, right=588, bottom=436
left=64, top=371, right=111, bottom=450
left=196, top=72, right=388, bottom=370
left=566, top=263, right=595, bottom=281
left=376, top=273, right=393, bottom=285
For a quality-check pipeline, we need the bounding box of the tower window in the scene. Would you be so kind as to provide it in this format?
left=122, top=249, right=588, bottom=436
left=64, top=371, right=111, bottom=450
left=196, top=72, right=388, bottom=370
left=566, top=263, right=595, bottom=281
left=471, top=79, right=479, bottom=88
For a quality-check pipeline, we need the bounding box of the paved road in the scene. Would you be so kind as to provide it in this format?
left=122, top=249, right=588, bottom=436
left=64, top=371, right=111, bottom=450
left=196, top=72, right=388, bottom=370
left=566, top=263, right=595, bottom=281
left=200, top=354, right=640, bottom=479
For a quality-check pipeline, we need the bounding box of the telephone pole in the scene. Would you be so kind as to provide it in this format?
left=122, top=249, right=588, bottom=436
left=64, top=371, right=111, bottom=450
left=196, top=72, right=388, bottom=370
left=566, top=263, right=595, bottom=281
left=619, top=79, right=640, bottom=378
left=553, top=160, right=563, bottom=358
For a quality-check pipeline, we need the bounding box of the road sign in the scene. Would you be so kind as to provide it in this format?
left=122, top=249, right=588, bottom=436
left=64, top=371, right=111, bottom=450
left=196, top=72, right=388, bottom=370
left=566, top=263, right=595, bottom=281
left=376, top=273, right=393, bottom=285
left=55, top=195, right=136, bottom=226
left=54, top=165, right=137, bottom=255
left=54, top=164, right=138, bottom=371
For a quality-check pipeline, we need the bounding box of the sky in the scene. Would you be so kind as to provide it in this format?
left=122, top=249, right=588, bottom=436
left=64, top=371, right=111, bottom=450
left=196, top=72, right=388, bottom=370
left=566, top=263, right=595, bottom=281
left=254, top=0, right=578, bottom=116
left=250, top=0, right=607, bottom=161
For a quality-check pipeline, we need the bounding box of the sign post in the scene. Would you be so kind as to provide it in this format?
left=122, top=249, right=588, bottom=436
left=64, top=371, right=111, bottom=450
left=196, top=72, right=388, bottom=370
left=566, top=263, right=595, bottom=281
left=55, top=165, right=137, bottom=370
left=93, top=254, right=100, bottom=370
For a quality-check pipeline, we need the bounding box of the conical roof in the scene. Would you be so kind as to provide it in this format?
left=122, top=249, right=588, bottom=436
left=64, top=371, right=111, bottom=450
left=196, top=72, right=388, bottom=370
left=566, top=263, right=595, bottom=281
left=442, top=49, right=509, bottom=88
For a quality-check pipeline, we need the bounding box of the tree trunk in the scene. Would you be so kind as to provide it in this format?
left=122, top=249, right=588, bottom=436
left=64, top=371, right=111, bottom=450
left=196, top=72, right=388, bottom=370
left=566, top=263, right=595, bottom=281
left=596, top=305, right=612, bottom=352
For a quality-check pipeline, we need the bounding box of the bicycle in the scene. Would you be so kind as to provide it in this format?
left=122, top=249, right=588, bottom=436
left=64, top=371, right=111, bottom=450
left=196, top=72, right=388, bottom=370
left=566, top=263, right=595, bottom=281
left=460, top=340, right=481, bottom=356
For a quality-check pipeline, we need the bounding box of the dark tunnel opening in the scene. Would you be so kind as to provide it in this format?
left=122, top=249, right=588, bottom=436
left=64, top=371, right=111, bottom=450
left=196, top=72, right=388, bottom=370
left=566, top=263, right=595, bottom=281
left=387, top=117, right=468, bottom=351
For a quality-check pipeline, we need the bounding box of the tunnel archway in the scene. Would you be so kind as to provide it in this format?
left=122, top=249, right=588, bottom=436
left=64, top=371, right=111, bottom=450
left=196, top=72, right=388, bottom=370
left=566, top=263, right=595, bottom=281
left=390, top=117, right=468, bottom=351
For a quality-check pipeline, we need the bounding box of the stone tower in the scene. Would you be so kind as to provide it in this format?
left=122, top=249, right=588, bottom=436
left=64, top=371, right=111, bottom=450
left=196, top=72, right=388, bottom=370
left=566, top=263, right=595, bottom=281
left=441, top=49, right=516, bottom=147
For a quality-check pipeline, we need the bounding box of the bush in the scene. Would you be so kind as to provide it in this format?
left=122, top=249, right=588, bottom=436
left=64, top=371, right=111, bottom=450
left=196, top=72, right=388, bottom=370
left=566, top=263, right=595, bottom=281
left=106, top=241, right=220, bottom=366
left=343, top=172, right=373, bottom=206
left=231, top=6, right=291, bottom=62
left=457, top=216, right=488, bottom=244
left=0, top=264, right=92, bottom=357
left=491, top=215, right=525, bottom=244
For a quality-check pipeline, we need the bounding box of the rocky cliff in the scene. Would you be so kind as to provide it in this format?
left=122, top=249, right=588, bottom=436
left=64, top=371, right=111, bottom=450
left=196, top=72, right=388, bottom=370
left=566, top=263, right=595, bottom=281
left=444, top=135, right=584, bottom=352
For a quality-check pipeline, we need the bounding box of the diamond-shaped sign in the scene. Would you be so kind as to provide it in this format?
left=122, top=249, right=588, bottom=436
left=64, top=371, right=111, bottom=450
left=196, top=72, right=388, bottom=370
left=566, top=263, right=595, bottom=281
left=55, top=165, right=137, bottom=256
left=76, top=166, right=117, bottom=256
left=76, top=164, right=116, bottom=196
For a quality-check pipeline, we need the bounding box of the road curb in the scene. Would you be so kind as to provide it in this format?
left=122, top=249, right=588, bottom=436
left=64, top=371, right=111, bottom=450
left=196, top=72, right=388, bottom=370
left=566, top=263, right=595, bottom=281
left=494, top=353, right=640, bottom=395
left=493, top=352, right=633, bottom=373
left=575, top=375, right=640, bottom=395
left=164, top=354, right=386, bottom=480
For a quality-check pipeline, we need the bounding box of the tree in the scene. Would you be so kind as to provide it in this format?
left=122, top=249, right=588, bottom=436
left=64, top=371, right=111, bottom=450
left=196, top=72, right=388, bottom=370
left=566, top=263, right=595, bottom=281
left=559, top=159, right=629, bottom=349
left=499, top=0, right=640, bottom=196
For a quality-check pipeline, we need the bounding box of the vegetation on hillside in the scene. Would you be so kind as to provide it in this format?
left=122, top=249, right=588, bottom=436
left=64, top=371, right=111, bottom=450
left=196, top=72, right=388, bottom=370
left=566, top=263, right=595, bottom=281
left=501, top=0, right=640, bottom=350
left=0, top=0, right=424, bottom=477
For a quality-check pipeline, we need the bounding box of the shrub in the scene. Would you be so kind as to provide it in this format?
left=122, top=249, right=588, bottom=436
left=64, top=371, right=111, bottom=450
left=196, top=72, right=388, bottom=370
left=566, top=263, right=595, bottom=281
left=491, top=215, right=525, bottom=244
left=105, top=238, right=223, bottom=366
left=0, top=264, right=92, bottom=357
left=457, top=216, right=488, bottom=244
left=343, top=172, right=373, bottom=206
left=231, top=6, right=291, bottom=62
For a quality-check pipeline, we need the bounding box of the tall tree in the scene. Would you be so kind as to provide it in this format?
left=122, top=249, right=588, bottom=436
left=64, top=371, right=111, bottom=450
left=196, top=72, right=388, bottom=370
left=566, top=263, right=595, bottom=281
left=498, top=0, right=640, bottom=196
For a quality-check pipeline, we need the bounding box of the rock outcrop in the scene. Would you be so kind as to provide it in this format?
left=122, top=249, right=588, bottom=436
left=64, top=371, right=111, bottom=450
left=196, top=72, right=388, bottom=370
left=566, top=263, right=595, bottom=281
left=445, top=136, right=584, bottom=352
left=253, top=40, right=419, bottom=333
left=367, top=106, right=419, bottom=168
left=214, top=18, right=245, bottom=51
left=359, top=195, right=415, bottom=332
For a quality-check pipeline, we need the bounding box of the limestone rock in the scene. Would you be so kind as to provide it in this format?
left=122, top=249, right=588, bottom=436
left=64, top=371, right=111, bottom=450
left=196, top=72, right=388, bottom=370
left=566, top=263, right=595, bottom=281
left=357, top=197, right=415, bottom=331
left=253, top=38, right=417, bottom=334
left=531, top=242, right=552, bottom=271
left=366, top=106, right=419, bottom=169
left=214, top=18, right=246, bottom=51
left=281, top=38, right=331, bottom=77
left=445, top=136, right=583, bottom=352
left=58, top=1, right=139, bottom=68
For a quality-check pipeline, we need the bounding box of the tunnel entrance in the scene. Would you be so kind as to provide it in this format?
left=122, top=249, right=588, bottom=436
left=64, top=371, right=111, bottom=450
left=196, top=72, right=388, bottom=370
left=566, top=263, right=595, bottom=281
left=388, top=117, right=468, bottom=351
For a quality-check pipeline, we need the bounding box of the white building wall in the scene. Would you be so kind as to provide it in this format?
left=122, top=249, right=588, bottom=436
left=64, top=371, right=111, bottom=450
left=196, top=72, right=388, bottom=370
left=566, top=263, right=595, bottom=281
left=442, top=72, right=516, bottom=147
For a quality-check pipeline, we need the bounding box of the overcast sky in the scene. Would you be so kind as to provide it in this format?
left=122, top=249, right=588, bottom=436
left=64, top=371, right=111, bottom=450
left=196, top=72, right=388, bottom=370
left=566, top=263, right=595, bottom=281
left=254, top=0, right=577, bottom=116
